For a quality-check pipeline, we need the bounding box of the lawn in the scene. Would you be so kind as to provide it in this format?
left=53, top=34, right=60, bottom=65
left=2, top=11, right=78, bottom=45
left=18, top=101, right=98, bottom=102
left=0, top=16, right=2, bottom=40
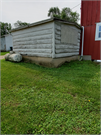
left=0, top=51, right=9, bottom=56
left=1, top=59, right=100, bottom=134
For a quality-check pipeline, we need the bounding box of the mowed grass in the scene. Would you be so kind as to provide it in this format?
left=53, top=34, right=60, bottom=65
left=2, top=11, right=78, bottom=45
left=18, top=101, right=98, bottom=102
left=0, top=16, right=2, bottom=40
left=0, top=51, right=9, bottom=56
left=1, top=59, right=100, bottom=134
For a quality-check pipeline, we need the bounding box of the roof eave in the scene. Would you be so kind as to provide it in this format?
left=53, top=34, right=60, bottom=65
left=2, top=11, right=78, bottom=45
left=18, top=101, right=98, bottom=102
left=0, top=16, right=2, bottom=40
left=10, top=17, right=82, bottom=32
left=10, top=18, right=54, bottom=32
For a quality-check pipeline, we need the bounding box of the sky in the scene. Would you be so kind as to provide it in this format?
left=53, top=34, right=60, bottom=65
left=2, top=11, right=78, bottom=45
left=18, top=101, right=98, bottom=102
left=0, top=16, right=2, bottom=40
left=0, top=0, right=81, bottom=28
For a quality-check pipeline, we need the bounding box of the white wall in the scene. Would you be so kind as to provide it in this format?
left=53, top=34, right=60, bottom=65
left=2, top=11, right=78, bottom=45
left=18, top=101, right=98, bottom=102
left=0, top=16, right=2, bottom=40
left=12, top=21, right=54, bottom=58
left=54, top=22, right=81, bottom=58
left=5, top=34, right=13, bottom=51
left=1, top=34, right=13, bottom=51
left=11, top=20, right=81, bottom=58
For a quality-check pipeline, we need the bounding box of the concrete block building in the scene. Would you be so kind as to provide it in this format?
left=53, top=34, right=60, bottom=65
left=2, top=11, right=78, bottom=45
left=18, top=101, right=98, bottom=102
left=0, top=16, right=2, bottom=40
left=11, top=18, right=82, bottom=67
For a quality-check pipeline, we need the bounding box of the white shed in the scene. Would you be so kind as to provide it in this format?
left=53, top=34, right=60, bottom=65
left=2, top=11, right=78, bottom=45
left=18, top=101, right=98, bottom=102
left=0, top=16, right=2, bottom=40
left=1, top=34, right=13, bottom=52
left=11, top=18, right=82, bottom=67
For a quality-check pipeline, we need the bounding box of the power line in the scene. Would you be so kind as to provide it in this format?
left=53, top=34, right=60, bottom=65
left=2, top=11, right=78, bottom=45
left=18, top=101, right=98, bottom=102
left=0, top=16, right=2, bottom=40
left=71, top=3, right=81, bottom=10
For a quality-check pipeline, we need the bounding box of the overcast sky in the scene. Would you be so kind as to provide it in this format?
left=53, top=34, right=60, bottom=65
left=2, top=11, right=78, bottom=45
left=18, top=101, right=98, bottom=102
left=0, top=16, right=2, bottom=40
left=0, top=0, right=81, bottom=27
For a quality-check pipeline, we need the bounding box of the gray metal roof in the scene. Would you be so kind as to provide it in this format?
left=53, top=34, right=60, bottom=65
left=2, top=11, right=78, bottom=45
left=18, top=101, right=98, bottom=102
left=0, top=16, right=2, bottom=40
left=10, top=17, right=82, bottom=32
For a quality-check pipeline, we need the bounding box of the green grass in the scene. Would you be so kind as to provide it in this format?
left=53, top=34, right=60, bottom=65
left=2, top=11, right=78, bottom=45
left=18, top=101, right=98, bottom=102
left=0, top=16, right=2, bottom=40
left=0, top=51, right=9, bottom=55
left=1, top=60, right=100, bottom=134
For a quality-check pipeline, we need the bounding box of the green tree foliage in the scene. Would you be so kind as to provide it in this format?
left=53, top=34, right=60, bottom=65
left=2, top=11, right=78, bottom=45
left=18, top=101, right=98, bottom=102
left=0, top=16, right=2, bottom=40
left=0, top=22, right=12, bottom=36
left=48, top=7, right=60, bottom=18
left=61, top=7, right=71, bottom=20
left=61, top=7, right=79, bottom=22
left=48, top=7, right=79, bottom=23
left=14, top=20, right=30, bottom=28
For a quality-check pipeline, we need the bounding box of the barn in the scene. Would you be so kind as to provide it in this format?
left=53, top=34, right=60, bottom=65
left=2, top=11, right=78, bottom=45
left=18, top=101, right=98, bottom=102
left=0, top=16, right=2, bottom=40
left=11, top=18, right=82, bottom=67
left=80, top=0, right=101, bottom=60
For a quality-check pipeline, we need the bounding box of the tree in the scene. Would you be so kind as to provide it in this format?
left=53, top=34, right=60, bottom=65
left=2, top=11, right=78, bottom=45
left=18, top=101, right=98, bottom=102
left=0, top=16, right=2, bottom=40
left=48, top=7, right=79, bottom=23
left=48, top=7, right=60, bottom=18
left=61, top=7, right=79, bottom=23
left=0, top=22, right=12, bottom=36
left=70, top=11, right=79, bottom=23
left=14, top=20, right=30, bottom=28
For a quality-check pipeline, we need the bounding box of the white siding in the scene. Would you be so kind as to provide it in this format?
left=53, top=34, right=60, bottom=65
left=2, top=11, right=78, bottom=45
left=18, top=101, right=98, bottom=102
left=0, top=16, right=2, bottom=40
left=12, top=21, right=81, bottom=58
left=5, top=35, right=13, bottom=51
left=54, top=22, right=81, bottom=58
left=12, top=22, right=54, bottom=58
left=1, top=35, right=13, bottom=51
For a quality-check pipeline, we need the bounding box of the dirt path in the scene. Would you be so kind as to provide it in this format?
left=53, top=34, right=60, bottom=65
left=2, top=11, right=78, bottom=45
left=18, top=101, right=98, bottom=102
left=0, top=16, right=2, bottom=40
left=0, top=55, right=5, bottom=60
